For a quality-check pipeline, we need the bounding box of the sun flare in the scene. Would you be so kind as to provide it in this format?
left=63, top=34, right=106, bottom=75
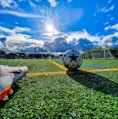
left=45, top=23, right=59, bottom=36
left=46, top=24, right=55, bottom=33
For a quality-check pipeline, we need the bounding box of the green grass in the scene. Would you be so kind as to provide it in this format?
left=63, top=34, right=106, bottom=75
left=0, top=59, right=62, bottom=72
left=0, top=59, right=118, bottom=119
left=53, top=58, right=118, bottom=70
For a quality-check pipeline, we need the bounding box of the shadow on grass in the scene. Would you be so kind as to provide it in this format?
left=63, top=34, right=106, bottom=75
left=67, top=70, right=118, bottom=97
left=0, top=83, right=20, bottom=108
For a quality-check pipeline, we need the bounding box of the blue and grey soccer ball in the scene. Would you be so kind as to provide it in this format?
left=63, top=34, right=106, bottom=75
left=62, top=49, right=83, bottom=70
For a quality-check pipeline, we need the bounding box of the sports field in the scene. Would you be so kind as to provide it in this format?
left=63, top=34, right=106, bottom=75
left=0, top=59, right=118, bottom=118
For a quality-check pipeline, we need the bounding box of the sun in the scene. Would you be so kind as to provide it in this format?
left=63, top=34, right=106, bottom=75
left=46, top=24, right=55, bottom=33
left=45, top=23, right=59, bottom=35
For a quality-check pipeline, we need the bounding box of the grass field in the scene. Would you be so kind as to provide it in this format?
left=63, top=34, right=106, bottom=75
left=0, top=59, right=118, bottom=119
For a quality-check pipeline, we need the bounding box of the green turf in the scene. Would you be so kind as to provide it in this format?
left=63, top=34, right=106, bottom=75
left=0, top=59, right=118, bottom=118
left=0, top=59, right=62, bottom=72
left=53, top=58, right=118, bottom=70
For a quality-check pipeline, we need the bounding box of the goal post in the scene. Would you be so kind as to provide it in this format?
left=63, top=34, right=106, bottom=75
left=91, top=48, right=115, bottom=59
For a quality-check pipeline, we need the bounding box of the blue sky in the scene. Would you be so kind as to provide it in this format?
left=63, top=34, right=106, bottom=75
left=0, top=0, right=118, bottom=53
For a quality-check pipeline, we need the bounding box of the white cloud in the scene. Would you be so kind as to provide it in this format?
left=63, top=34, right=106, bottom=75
left=108, top=0, right=112, bottom=4
left=101, top=5, right=114, bottom=13
left=0, top=10, right=45, bottom=18
left=110, top=17, right=114, bottom=20
left=0, top=26, right=13, bottom=34
left=29, top=0, right=37, bottom=7
left=101, top=32, right=118, bottom=48
left=66, top=29, right=100, bottom=43
left=0, top=25, right=45, bottom=53
left=5, top=34, right=45, bottom=53
left=104, top=23, right=118, bottom=31
left=68, top=0, right=72, bottom=3
left=0, top=34, right=6, bottom=38
left=35, top=0, right=41, bottom=2
left=104, top=22, right=109, bottom=25
left=0, top=0, right=17, bottom=8
left=0, top=41, right=4, bottom=49
left=48, top=0, right=57, bottom=7
left=13, top=27, right=30, bottom=33
left=6, top=34, right=44, bottom=46
left=0, top=26, right=30, bottom=35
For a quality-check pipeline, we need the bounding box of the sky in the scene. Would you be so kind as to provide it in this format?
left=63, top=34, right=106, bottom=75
left=0, top=0, right=118, bottom=53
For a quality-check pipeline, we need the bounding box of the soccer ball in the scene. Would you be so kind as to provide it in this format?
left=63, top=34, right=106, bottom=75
left=62, top=49, right=83, bottom=70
